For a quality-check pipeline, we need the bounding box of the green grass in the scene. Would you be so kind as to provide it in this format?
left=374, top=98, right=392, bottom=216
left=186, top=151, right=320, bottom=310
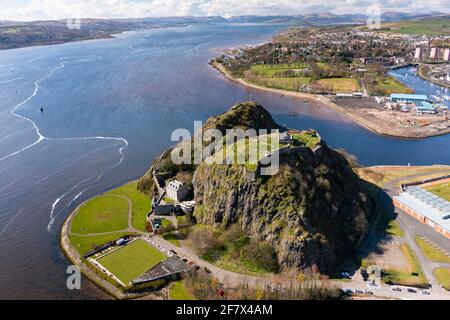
left=386, top=220, right=405, bottom=237
left=370, top=76, right=413, bottom=95
left=415, top=237, right=450, bottom=263
left=169, top=281, right=196, bottom=300
left=382, top=244, right=429, bottom=288
left=292, top=132, right=320, bottom=149
left=427, top=183, right=450, bottom=202
left=176, top=215, right=188, bottom=225
left=316, top=78, right=360, bottom=93
left=250, top=63, right=308, bottom=77
left=433, top=268, right=450, bottom=291
left=162, top=233, right=181, bottom=247
left=71, top=195, right=129, bottom=234
left=69, top=232, right=132, bottom=255
left=379, top=18, right=450, bottom=35
left=96, top=239, right=167, bottom=285
left=107, top=181, right=151, bottom=232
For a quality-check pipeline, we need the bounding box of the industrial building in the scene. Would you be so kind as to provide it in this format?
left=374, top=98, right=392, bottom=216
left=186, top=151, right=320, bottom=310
left=394, top=177, right=450, bottom=240
left=390, top=93, right=428, bottom=103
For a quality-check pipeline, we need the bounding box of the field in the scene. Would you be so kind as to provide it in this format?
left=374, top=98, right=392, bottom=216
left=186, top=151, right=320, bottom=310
left=379, top=18, right=450, bottom=35
left=71, top=195, right=129, bottom=234
left=96, top=239, right=167, bottom=285
left=250, top=63, right=308, bottom=77
left=315, top=78, right=360, bottom=93
left=433, top=268, right=450, bottom=291
left=415, top=237, right=450, bottom=263
left=106, top=181, right=151, bottom=232
left=368, top=76, right=414, bottom=95
left=427, top=182, right=450, bottom=202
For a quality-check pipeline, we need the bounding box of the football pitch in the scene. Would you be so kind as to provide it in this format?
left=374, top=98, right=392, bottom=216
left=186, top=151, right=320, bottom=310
left=96, top=239, right=167, bottom=285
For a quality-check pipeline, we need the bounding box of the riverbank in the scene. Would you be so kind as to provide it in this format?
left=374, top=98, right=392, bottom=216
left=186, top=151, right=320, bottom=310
left=418, top=64, right=450, bottom=89
left=212, top=62, right=450, bottom=139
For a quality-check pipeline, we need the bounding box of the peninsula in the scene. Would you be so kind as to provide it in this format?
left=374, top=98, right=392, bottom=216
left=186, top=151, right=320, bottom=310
left=212, top=17, right=450, bottom=138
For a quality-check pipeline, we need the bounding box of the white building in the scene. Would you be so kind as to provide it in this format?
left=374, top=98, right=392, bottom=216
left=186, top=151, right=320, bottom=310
left=166, top=180, right=188, bottom=203
left=414, top=47, right=423, bottom=60
left=444, top=48, right=450, bottom=62
left=430, top=47, right=439, bottom=59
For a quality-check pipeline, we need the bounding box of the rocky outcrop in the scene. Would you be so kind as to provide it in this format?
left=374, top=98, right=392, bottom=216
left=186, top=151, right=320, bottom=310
left=139, top=101, right=377, bottom=274
left=192, top=141, right=376, bottom=275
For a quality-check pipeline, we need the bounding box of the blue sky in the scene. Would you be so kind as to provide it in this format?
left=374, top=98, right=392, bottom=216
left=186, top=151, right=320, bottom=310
left=0, top=0, right=448, bottom=21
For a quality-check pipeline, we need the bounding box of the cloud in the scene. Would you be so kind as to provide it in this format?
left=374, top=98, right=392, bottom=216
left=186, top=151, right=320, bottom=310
left=0, top=0, right=448, bottom=21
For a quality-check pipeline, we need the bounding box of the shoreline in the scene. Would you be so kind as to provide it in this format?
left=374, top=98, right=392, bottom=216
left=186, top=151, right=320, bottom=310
left=211, top=61, right=450, bottom=139
left=60, top=196, right=151, bottom=300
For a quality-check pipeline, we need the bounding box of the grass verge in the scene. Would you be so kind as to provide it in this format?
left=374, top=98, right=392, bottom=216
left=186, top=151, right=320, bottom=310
left=415, top=237, right=450, bottom=263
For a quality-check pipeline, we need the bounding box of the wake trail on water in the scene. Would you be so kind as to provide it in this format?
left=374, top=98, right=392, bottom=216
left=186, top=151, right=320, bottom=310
left=0, top=60, right=129, bottom=234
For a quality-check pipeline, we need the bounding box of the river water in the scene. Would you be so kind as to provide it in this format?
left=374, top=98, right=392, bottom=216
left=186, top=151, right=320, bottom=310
left=0, top=23, right=448, bottom=299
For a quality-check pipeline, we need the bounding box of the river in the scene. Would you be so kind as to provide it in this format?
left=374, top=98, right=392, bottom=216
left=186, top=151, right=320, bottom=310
left=0, top=23, right=448, bottom=299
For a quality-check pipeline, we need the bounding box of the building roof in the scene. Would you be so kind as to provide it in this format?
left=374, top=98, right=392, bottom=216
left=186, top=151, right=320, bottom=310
left=394, top=186, right=450, bottom=233
left=416, top=101, right=435, bottom=111
left=390, top=93, right=428, bottom=101
left=167, top=180, right=184, bottom=191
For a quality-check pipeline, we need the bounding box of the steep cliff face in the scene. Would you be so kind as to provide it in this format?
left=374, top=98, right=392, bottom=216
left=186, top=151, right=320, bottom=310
left=192, top=143, right=376, bottom=274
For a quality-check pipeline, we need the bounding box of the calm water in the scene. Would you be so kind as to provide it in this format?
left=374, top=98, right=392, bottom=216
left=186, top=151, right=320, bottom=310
left=0, top=24, right=449, bottom=299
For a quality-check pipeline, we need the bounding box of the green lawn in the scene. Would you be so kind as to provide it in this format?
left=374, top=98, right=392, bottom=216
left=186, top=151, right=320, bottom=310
left=96, top=239, right=167, bottom=285
left=69, top=232, right=132, bottom=255
left=369, top=76, right=413, bottom=95
left=382, top=244, right=429, bottom=288
left=162, top=233, right=181, bottom=247
left=379, top=18, right=450, bottom=35
left=169, top=281, right=196, bottom=300
left=386, top=220, right=405, bottom=237
left=107, top=181, right=151, bottom=232
left=433, top=268, right=450, bottom=291
left=250, top=63, right=308, bottom=77
left=316, top=78, right=360, bottom=93
left=292, top=132, right=320, bottom=149
left=176, top=215, right=188, bottom=225
left=71, top=195, right=129, bottom=234
left=415, top=237, right=450, bottom=263
left=427, top=183, right=450, bottom=202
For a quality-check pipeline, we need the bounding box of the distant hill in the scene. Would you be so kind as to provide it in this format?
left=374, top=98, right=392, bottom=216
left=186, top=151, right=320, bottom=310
left=365, top=15, right=450, bottom=35
left=1, top=12, right=446, bottom=50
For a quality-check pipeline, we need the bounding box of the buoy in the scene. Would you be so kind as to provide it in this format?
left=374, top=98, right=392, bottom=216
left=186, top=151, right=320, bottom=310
left=40, top=107, right=44, bottom=113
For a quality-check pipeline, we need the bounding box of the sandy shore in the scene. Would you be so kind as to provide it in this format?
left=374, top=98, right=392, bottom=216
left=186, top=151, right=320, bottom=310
left=212, top=62, right=450, bottom=139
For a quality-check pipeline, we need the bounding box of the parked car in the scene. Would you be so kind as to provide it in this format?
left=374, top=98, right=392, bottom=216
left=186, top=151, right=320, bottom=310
left=343, top=289, right=353, bottom=294
left=364, top=290, right=373, bottom=295
left=391, top=287, right=402, bottom=292
left=354, top=289, right=364, bottom=294
left=407, top=288, right=417, bottom=293
left=420, top=289, right=431, bottom=295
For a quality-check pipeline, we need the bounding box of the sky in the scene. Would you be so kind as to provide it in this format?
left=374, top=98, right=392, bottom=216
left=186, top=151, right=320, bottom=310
left=0, top=0, right=448, bottom=21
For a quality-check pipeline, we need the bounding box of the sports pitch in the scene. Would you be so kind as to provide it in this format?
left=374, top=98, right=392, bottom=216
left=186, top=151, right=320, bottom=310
left=96, top=239, right=167, bottom=285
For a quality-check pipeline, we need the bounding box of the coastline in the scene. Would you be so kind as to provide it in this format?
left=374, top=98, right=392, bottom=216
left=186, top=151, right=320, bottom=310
left=211, top=61, right=450, bottom=139
left=60, top=196, right=152, bottom=300
left=417, top=65, right=450, bottom=89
